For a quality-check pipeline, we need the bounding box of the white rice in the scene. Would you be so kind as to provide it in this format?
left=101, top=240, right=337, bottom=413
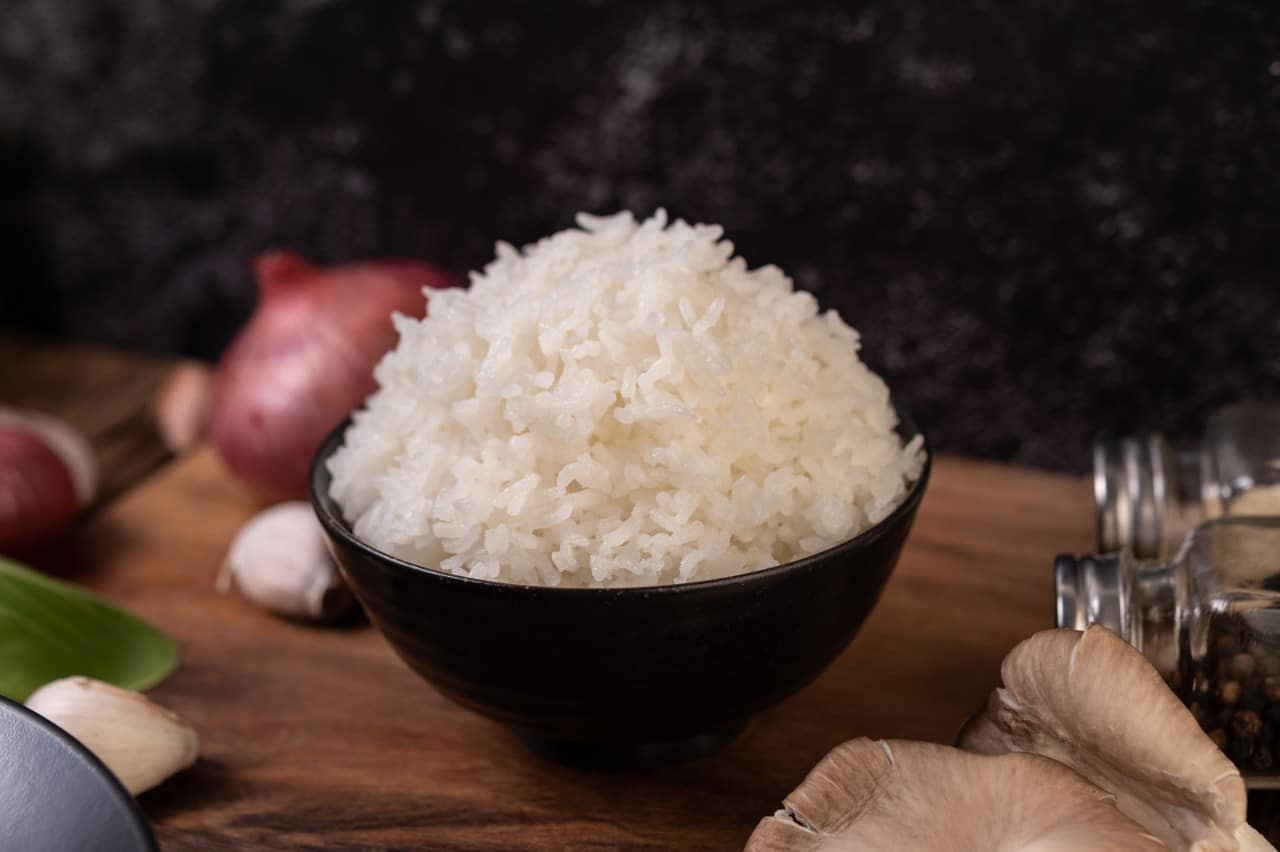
left=328, top=210, right=925, bottom=588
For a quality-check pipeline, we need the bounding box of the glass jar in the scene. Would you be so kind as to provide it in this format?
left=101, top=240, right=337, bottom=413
left=1093, top=401, right=1280, bottom=558
left=1057, top=517, right=1280, bottom=785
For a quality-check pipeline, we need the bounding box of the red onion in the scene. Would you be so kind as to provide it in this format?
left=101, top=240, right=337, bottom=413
left=211, top=250, right=455, bottom=498
left=0, top=409, right=97, bottom=553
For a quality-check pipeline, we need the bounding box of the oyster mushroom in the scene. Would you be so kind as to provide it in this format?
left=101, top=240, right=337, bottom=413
left=958, top=625, right=1271, bottom=852
left=746, top=737, right=1165, bottom=851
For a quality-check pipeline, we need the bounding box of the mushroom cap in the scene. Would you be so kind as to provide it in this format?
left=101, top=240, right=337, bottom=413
left=1239, top=825, right=1277, bottom=852
left=746, top=737, right=1164, bottom=852
left=958, top=625, right=1247, bottom=852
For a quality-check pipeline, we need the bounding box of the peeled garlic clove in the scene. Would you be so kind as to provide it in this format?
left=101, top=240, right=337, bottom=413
left=221, top=501, right=353, bottom=621
left=26, top=677, right=198, bottom=796
left=153, top=361, right=215, bottom=454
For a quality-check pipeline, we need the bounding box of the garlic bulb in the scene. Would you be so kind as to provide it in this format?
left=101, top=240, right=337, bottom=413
left=220, top=501, right=354, bottom=621
left=26, top=677, right=198, bottom=795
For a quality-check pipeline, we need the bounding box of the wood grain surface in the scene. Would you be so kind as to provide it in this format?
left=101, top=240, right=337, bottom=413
left=4, top=339, right=1275, bottom=848
left=63, top=447, right=1102, bottom=850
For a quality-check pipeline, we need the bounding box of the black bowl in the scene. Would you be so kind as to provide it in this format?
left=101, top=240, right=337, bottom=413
left=310, top=413, right=929, bottom=767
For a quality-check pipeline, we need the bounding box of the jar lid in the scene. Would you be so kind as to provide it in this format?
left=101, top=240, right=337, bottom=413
left=1055, top=552, right=1125, bottom=634
left=1093, top=433, right=1176, bottom=558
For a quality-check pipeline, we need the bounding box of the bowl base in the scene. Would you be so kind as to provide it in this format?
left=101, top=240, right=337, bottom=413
left=517, top=722, right=745, bottom=769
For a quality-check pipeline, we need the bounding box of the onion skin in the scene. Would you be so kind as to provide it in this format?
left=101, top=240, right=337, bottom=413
left=0, top=426, right=81, bottom=553
left=211, top=250, right=455, bottom=499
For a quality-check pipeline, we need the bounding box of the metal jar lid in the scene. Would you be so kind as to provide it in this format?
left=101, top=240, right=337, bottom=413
left=1093, top=433, right=1177, bottom=558
left=1055, top=552, right=1126, bottom=634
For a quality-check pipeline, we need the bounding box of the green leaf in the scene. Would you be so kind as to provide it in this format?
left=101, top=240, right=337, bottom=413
left=0, top=557, right=179, bottom=702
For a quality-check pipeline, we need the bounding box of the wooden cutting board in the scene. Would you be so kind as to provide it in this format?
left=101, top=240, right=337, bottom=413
left=0, top=336, right=174, bottom=505
left=51, top=446, right=1097, bottom=850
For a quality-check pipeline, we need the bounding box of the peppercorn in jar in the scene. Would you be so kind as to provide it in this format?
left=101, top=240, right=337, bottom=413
left=1058, top=518, right=1280, bottom=786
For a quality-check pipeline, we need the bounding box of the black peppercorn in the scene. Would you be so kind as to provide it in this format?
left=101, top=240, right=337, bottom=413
left=1230, top=652, right=1257, bottom=680
left=1232, top=709, right=1264, bottom=741
left=1176, top=616, right=1280, bottom=777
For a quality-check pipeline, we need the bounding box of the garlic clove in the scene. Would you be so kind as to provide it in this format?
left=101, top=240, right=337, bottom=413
left=221, top=501, right=354, bottom=621
left=153, top=361, right=215, bottom=454
left=25, top=677, right=198, bottom=796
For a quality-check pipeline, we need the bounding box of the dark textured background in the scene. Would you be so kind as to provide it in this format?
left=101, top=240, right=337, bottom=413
left=2, top=0, right=1278, bottom=470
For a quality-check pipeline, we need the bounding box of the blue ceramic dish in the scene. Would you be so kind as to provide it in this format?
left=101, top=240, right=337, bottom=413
left=0, top=695, right=157, bottom=851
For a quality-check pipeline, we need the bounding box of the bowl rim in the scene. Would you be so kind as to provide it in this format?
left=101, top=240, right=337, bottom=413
left=309, top=407, right=930, bottom=596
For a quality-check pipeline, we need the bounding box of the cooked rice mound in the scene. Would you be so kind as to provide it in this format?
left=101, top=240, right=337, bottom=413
left=328, top=210, right=924, bottom=587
